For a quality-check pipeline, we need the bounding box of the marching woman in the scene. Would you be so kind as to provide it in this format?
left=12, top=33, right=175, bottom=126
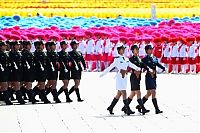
left=68, top=41, right=86, bottom=102
left=94, top=32, right=104, bottom=72
left=187, top=37, right=197, bottom=74
left=103, top=33, right=112, bottom=69
left=21, top=41, right=38, bottom=104
left=136, top=45, right=165, bottom=114
left=170, top=38, right=180, bottom=74
left=85, top=31, right=94, bottom=72
left=46, top=41, right=61, bottom=103
left=34, top=41, right=51, bottom=103
left=161, top=39, right=171, bottom=73
left=57, top=41, right=73, bottom=102
left=121, top=45, right=150, bottom=115
left=0, top=41, right=13, bottom=105
left=179, top=38, right=189, bottom=74
left=9, top=41, right=26, bottom=104
left=100, top=43, right=141, bottom=115
left=139, top=40, right=146, bottom=59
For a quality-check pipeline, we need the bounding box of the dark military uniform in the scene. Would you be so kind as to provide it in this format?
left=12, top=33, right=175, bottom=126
left=142, top=55, right=165, bottom=90
left=9, top=49, right=23, bottom=82
left=0, top=51, right=10, bottom=82
left=21, top=49, right=35, bottom=82
left=34, top=50, right=48, bottom=82
left=47, top=50, right=59, bottom=80
left=129, top=55, right=149, bottom=91
left=58, top=50, right=71, bottom=80
left=69, top=50, right=86, bottom=80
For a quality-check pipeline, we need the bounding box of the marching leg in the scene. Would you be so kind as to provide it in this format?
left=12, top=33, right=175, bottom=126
left=39, top=89, right=51, bottom=104
left=121, top=97, right=132, bottom=114
left=57, top=87, right=64, bottom=96
left=68, top=86, right=75, bottom=95
left=63, top=88, right=73, bottom=102
left=107, top=98, right=119, bottom=115
left=16, top=90, right=26, bottom=105
left=51, top=89, right=61, bottom=103
left=123, top=99, right=135, bottom=115
left=3, top=90, right=13, bottom=105
left=27, top=89, right=38, bottom=104
left=152, top=98, right=163, bottom=114
left=136, top=97, right=148, bottom=113
left=137, top=98, right=150, bottom=115
left=75, top=88, right=84, bottom=102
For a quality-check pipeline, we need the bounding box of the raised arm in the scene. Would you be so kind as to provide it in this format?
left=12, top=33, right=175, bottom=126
left=100, top=58, right=118, bottom=77
left=128, top=61, right=141, bottom=71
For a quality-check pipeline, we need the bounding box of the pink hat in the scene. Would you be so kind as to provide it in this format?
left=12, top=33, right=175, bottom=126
left=110, top=38, right=119, bottom=44
left=129, top=37, right=136, bottom=42
left=35, top=34, right=45, bottom=40
left=153, top=37, right=161, bottom=43
left=12, top=26, right=20, bottom=30
left=11, top=30, right=20, bottom=36
left=3, top=33, right=10, bottom=39
left=10, top=34, right=21, bottom=40
left=120, top=37, right=128, bottom=42
left=94, top=32, right=101, bottom=37
left=186, top=37, right=195, bottom=42
left=59, top=32, right=68, bottom=38
left=0, top=35, right=6, bottom=41
left=50, top=26, right=59, bottom=30
left=21, top=35, right=28, bottom=40
left=49, top=35, right=60, bottom=41
left=26, top=33, right=35, bottom=40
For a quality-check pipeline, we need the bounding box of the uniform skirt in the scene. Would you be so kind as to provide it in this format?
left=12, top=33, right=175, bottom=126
left=161, top=57, right=170, bottom=64
left=47, top=70, right=58, bottom=80
left=115, top=73, right=127, bottom=90
left=59, top=69, right=70, bottom=80
left=10, top=68, right=23, bottom=82
left=0, top=69, right=10, bottom=82
left=71, top=70, right=82, bottom=80
left=179, top=57, right=188, bottom=64
left=130, top=74, right=140, bottom=91
left=85, top=54, right=94, bottom=61
left=35, top=69, right=47, bottom=82
left=188, top=57, right=197, bottom=64
left=94, top=54, right=103, bottom=61
left=103, top=53, right=113, bottom=62
left=171, top=57, right=179, bottom=64
left=198, top=56, right=200, bottom=63
left=22, top=68, right=35, bottom=82
left=145, top=75, right=157, bottom=90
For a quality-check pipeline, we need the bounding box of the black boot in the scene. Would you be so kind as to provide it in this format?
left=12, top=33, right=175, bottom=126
left=152, top=98, right=163, bottom=114
left=7, top=88, right=15, bottom=101
left=33, top=86, right=39, bottom=97
left=20, top=86, right=28, bottom=100
left=39, top=89, right=51, bottom=104
left=16, top=90, right=26, bottom=105
left=57, top=87, right=64, bottom=96
left=63, top=89, right=73, bottom=102
left=45, top=87, right=51, bottom=96
left=3, top=90, right=13, bottom=105
left=0, top=91, right=3, bottom=101
left=123, top=99, right=135, bottom=115
left=107, top=98, right=119, bottom=115
left=121, top=97, right=132, bottom=114
left=137, top=98, right=150, bottom=115
left=51, top=89, right=61, bottom=103
left=136, top=97, right=148, bottom=113
left=27, top=89, right=39, bottom=104
left=75, top=88, right=84, bottom=102
left=68, top=86, right=75, bottom=95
